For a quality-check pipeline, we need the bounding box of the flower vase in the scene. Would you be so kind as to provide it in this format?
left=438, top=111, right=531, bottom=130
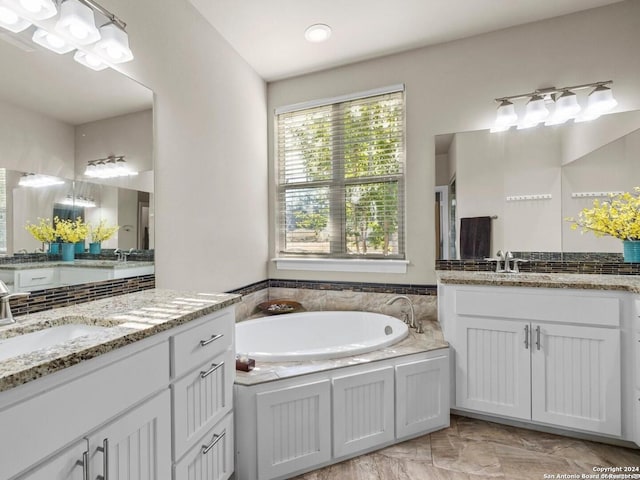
left=623, top=240, right=640, bottom=263
left=49, top=243, right=60, bottom=255
left=74, top=241, right=85, bottom=254
left=61, top=242, right=75, bottom=262
left=89, top=242, right=101, bottom=254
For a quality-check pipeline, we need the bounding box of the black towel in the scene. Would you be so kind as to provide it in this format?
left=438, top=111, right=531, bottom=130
left=460, top=216, right=492, bottom=259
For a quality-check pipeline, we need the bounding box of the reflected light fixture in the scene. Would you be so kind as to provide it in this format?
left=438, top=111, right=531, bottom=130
left=18, top=173, right=65, bottom=188
left=61, top=194, right=95, bottom=208
left=304, top=23, right=331, bottom=43
left=491, top=81, right=617, bottom=132
left=84, top=155, right=138, bottom=178
left=0, top=0, right=133, bottom=71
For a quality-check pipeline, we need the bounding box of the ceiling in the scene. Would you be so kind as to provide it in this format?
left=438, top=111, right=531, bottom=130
left=190, top=0, right=623, bottom=82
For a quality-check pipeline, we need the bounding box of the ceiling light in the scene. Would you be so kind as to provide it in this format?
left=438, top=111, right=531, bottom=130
left=304, top=23, right=331, bottom=43
left=55, top=0, right=101, bottom=45
left=2, top=0, right=56, bottom=20
left=32, top=28, right=74, bottom=53
left=586, top=84, right=618, bottom=116
left=74, top=50, right=108, bottom=70
left=0, top=5, right=30, bottom=32
left=523, top=94, right=549, bottom=125
left=93, top=22, right=132, bottom=63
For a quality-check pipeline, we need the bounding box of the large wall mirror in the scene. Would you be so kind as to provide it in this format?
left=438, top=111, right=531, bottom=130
left=0, top=29, right=153, bottom=282
left=435, top=110, right=640, bottom=260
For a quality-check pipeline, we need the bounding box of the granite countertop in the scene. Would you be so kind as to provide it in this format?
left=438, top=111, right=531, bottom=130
left=0, top=289, right=240, bottom=392
left=0, top=260, right=154, bottom=270
left=437, top=270, right=640, bottom=293
left=235, top=319, right=448, bottom=386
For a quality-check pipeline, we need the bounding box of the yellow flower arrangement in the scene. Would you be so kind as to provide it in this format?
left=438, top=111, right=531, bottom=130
left=25, top=218, right=56, bottom=243
left=567, top=187, right=640, bottom=241
left=90, top=219, right=119, bottom=243
left=54, top=216, right=89, bottom=244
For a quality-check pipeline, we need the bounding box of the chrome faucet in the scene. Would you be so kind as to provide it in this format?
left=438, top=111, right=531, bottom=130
left=0, top=280, right=29, bottom=326
left=385, top=295, right=416, bottom=329
left=486, top=250, right=528, bottom=273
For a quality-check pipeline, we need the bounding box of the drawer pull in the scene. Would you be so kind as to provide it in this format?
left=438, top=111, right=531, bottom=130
left=524, top=325, right=529, bottom=349
left=200, top=333, right=224, bottom=347
left=200, top=361, right=224, bottom=378
left=535, top=325, right=541, bottom=351
left=31, top=276, right=47, bottom=280
left=202, top=430, right=226, bottom=455
left=102, top=438, right=110, bottom=480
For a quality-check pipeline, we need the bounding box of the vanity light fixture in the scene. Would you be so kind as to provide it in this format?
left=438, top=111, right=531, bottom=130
left=0, top=0, right=133, bottom=70
left=84, top=155, right=138, bottom=179
left=61, top=193, right=95, bottom=207
left=18, top=173, right=65, bottom=188
left=304, top=23, right=331, bottom=43
left=491, top=81, right=617, bottom=132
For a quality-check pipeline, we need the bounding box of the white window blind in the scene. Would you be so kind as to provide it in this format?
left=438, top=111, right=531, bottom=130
left=276, top=88, right=405, bottom=258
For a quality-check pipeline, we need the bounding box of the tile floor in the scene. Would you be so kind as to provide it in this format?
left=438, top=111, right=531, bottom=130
left=294, top=415, right=640, bottom=479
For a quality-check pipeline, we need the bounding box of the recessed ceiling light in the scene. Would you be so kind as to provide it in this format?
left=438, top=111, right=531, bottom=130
left=304, top=23, right=331, bottom=43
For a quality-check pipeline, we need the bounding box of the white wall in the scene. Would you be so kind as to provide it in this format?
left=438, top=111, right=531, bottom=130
left=267, top=0, right=640, bottom=284
left=103, top=0, right=268, bottom=292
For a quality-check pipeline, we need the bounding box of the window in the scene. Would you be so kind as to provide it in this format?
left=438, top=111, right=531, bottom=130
left=276, top=87, right=405, bottom=259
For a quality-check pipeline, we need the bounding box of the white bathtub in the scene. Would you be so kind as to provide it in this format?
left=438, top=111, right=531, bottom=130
left=235, top=311, right=409, bottom=362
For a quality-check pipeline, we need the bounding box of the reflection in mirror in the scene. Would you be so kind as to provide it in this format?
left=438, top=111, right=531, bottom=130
left=435, top=110, right=640, bottom=260
left=0, top=27, right=154, bottom=292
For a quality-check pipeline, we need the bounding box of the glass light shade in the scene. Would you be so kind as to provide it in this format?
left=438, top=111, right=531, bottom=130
left=586, top=85, right=617, bottom=115
left=74, top=50, right=108, bottom=71
left=18, top=173, right=64, bottom=187
left=55, top=0, right=100, bottom=45
left=304, top=24, right=331, bottom=43
left=523, top=95, right=549, bottom=125
left=495, top=100, right=517, bottom=127
left=32, top=28, right=75, bottom=54
left=554, top=90, right=581, bottom=118
left=94, top=23, right=133, bottom=63
left=0, top=5, right=31, bottom=32
left=3, top=0, right=56, bottom=20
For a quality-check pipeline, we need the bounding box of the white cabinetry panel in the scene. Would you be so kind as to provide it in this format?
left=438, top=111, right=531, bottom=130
left=332, top=367, right=394, bottom=458
left=88, top=390, right=171, bottom=480
left=174, top=413, right=234, bottom=480
left=18, top=440, right=88, bottom=480
left=396, top=355, right=449, bottom=439
left=455, top=316, right=531, bottom=420
left=532, top=323, right=621, bottom=435
left=256, top=380, right=331, bottom=480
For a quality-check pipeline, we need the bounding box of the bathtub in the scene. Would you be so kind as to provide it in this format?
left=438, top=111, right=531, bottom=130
left=235, top=310, right=409, bottom=362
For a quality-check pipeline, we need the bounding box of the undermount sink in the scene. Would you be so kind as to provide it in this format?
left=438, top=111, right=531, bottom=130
left=0, top=324, right=110, bottom=362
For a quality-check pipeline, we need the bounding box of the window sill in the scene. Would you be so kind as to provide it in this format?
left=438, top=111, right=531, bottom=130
left=272, top=257, right=409, bottom=274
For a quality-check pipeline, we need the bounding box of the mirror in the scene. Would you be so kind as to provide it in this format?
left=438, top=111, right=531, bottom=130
left=435, top=110, right=640, bottom=260
left=0, top=27, right=153, bottom=280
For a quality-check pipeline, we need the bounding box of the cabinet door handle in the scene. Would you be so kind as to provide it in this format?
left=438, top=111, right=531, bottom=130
left=82, top=450, right=90, bottom=480
left=202, top=430, right=226, bottom=455
left=535, top=325, right=541, bottom=350
left=524, top=325, right=529, bottom=349
left=200, top=333, right=224, bottom=347
left=31, top=276, right=47, bottom=280
left=200, top=361, right=224, bottom=379
left=101, top=438, right=110, bottom=480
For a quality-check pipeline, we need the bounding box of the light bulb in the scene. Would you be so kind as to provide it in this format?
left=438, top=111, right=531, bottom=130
left=0, top=6, right=19, bottom=24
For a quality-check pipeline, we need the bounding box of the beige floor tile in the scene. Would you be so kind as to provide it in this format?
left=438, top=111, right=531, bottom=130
left=431, top=430, right=503, bottom=477
left=378, top=435, right=432, bottom=461
left=494, top=443, right=576, bottom=479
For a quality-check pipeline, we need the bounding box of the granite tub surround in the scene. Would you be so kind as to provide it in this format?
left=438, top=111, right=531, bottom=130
left=235, top=319, right=447, bottom=386
left=437, top=270, right=640, bottom=293
left=0, top=289, right=240, bottom=392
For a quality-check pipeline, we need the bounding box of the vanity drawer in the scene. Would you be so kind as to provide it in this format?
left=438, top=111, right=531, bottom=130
left=172, top=349, right=234, bottom=460
left=17, top=268, right=56, bottom=288
left=171, top=310, right=234, bottom=379
left=173, top=412, right=234, bottom=480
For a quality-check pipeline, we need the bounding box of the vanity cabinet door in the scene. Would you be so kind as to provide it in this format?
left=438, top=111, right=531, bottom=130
left=88, top=390, right=171, bottom=480
left=17, top=439, right=88, bottom=480
left=531, top=323, right=621, bottom=436
left=455, top=316, right=531, bottom=420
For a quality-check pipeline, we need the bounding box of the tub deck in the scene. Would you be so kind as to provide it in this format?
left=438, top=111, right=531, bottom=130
left=234, top=319, right=447, bottom=386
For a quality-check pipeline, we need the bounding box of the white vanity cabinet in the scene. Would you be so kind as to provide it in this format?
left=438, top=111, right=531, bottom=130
left=170, top=308, right=235, bottom=480
left=19, top=440, right=89, bottom=480
left=634, top=300, right=640, bottom=447
left=440, top=283, right=624, bottom=438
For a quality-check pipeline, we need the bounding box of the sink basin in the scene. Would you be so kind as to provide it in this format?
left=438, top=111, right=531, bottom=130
left=0, top=324, right=109, bottom=362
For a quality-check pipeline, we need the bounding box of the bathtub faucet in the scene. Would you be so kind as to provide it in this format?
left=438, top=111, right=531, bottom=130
left=385, top=295, right=416, bottom=329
